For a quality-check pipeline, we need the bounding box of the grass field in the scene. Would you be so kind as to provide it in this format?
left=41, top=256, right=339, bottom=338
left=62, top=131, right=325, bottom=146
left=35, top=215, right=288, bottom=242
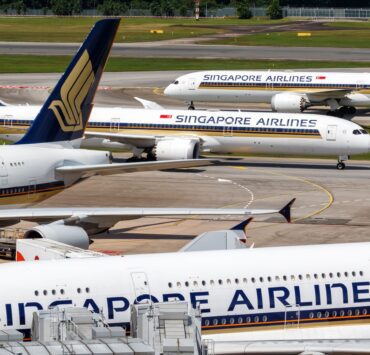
left=206, top=29, right=370, bottom=48
left=1, top=56, right=370, bottom=73
left=0, top=17, right=290, bottom=42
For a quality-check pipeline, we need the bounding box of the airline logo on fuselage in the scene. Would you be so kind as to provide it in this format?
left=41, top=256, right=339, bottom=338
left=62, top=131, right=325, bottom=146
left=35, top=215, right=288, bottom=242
left=203, top=74, right=313, bottom=83
left=49, top=50, right=95, bottom=132
left=5, top=281, right=370, bottom=328
left=175, top=115, right=317, bottom=128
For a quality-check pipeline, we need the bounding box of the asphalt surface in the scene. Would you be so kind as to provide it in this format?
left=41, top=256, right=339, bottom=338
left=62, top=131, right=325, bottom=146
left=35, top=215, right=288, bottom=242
left=28, top=155, right=370, bottom=255
left=1, top=41, right=370, bottom=61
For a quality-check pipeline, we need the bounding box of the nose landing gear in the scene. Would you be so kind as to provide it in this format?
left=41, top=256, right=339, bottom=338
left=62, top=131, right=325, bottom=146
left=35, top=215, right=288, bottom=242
left=336, top=162, right=346, bottom=170
left=187, top=101, right=195, bottom=110
left=337, top=155, right=348, bottom=170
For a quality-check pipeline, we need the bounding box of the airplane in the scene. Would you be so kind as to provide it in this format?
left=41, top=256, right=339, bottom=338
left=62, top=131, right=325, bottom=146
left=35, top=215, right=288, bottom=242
left=2, top=216, right=370, bottom=353
left=0, top=19, right=222, bottom=210
left=164, top=70, right=370, bottom=116
left=0, top=105, right=368, bottom=169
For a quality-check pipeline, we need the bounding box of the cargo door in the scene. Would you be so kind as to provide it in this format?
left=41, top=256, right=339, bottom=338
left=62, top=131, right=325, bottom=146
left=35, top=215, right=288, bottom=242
left=131, top=272, right=151, bottom=303
left=326, top=125, right=337, bottom=141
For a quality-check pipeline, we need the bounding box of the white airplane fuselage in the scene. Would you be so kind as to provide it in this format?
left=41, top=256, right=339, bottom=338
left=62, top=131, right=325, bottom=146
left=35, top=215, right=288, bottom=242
left=0, top=144, right=109, bottom=207
left=0, top=106, right=368, bottom=158
left=164, top=71, right=370, bottom=111
left=2, top=242, right=370, bottom=340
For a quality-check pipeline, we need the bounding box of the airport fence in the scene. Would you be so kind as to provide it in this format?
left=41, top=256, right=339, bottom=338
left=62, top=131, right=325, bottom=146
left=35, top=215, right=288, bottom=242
left=0, top=6, right=370, bottom=18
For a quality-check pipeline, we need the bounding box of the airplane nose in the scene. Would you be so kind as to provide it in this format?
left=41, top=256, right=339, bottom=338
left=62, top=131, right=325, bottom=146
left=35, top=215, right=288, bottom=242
left=163, top=85, right=172, bottom=96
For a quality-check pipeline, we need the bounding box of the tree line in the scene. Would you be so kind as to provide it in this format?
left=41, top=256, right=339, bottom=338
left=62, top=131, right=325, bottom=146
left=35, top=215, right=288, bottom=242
left=0, top=0, right=369, bottom=16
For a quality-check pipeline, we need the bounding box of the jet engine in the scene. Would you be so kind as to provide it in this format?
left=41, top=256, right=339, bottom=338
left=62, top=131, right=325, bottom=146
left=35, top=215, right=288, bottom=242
left=24, top=224, right=89, bottom=249
left=271, top=93, right=307, bottom=113
left=152, top=139, right=200, bottom=161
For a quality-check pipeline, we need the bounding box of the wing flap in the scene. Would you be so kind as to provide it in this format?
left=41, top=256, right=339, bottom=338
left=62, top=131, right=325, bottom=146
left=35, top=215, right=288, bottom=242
left=55, top=159, right=213, bottom=177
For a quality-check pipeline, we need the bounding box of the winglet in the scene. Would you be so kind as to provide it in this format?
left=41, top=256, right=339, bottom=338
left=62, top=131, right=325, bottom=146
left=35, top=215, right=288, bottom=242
left=279, top=198, right=296, bottom=223
left=231, top=217, right=253, bottom=234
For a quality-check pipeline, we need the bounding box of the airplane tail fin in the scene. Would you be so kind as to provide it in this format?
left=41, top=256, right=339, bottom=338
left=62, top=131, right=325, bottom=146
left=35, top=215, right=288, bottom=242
left=16, top=18, right=120, bottom=145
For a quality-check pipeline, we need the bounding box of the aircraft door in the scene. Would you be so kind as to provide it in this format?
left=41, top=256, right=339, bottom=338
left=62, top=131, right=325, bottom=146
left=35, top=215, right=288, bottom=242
left=188, top=78, right=197, bottom=90
left=223, top=126, right=233, bottom=137
left=2, top=114, right=13, bottom=127
left=28, top=178, right=36, bottom=197
left=131, top=272, right=151, bottom=303
left=326, top=125, right=337, bottom=141
left=356, top=80, right=366, bottom=90
left=110, top=118, right=120, bottom=132
left=284, top=304, right=300, bottom=329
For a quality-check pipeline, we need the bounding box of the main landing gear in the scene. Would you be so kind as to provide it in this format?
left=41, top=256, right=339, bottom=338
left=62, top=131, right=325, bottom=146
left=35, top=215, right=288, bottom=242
left=336, top=155, right=348, bottom=170
left=327, top=106, right=357, bottom=118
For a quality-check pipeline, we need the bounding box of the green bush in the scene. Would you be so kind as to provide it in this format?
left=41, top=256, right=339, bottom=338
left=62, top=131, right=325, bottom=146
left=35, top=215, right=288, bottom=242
left=97, top=0, right=127, bottom=15
left=237, top=0, right=252, bottom=19
left=267, top=0, right=283, bottom=19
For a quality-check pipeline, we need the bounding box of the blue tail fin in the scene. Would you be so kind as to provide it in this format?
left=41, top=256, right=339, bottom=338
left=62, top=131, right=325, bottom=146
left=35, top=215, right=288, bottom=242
left=17, top=18, right=120, bottom=145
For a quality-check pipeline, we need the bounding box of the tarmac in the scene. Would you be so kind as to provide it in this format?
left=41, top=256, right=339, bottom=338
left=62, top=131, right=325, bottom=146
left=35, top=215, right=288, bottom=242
left=1, top=71, right=370, bottom=258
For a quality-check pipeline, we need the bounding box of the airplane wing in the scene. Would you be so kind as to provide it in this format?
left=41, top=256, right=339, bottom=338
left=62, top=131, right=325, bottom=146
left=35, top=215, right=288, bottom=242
left=55, top=159, right=211, bottom=178
left=305, top=89, right=352, bottom=100
left=134, top=97, right=164, bottom=110
left=84, top=131, right=202, bottom=149
left=84, top=131, right=158, bottom=148
left=0, top=206, right=284, bottom=222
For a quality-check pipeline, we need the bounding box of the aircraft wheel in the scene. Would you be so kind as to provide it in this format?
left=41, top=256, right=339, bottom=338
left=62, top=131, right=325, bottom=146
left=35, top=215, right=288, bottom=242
left=188, top=101, right=195, bottom=110
left=336, top=162, right=346, bottom=170
left=348, top=106, right=357, bottom=115
left=326, top=110, right=337, bottom=117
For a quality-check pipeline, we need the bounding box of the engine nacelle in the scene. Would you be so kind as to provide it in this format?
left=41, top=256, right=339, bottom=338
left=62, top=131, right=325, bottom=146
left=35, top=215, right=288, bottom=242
left=271, top=93, right=307, bottom=113
left=153, top=139, right=200, bottom=161
left=24, top=225, right=89, bottom=249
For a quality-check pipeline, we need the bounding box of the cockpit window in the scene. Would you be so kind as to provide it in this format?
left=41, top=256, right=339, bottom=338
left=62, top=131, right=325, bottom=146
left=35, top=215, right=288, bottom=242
left=353, top=129, right=361, bottom=135
left=173, top=80, right=179, bottom=85
left=360, top=129, right=369, bottom=135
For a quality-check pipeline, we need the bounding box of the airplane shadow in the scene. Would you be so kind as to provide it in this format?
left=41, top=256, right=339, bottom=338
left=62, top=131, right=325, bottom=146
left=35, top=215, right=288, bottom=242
left=214, top=158, right=370, bottom=171
left=93, top=232, right=195, bottom=241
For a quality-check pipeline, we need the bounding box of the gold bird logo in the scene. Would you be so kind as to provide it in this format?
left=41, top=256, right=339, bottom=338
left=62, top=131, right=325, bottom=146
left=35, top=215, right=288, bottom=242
left=49, top=50, right=95, bottom=132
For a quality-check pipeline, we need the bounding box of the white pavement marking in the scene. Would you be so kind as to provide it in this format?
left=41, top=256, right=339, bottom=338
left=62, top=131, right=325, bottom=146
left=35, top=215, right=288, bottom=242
left=198, top=173, right=254, bottom=209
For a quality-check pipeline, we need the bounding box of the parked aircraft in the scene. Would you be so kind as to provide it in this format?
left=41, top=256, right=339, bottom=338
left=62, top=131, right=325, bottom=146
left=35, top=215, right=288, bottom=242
left=0, top=105, right=368, bottom=169
left=0, top=19, right=217, bottom=209
left=164, top=70, right=370, bottom=116
left=3, top=217, right=370, bottom=352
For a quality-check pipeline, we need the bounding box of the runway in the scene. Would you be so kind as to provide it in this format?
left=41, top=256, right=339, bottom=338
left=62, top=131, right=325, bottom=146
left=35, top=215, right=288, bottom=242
left=1, top=41, right=370, bottom=61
